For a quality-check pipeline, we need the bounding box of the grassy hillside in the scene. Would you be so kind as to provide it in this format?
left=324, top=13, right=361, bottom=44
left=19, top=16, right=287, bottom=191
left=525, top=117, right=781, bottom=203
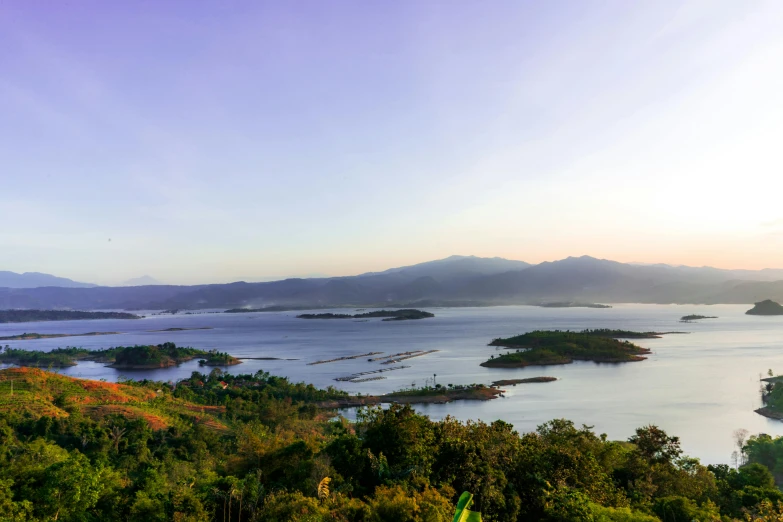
left=0, top=367, right=223, bottom=431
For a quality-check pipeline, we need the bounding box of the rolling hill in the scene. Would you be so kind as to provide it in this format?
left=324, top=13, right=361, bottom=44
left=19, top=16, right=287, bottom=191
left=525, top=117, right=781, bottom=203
left=0, top=271, right=96, bottom=289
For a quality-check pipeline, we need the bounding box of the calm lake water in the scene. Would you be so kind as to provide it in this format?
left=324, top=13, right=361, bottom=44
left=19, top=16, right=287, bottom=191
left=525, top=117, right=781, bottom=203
left=2, top=304, right=783, bottom=464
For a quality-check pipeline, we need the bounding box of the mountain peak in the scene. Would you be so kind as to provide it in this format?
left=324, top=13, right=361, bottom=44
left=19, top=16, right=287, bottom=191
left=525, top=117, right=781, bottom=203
left=122, top=275, right=163, bottom=286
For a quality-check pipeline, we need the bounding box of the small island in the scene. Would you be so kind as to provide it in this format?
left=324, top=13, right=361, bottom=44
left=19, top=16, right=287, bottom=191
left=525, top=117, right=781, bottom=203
left=0, top=343, right=241, bottom=370
left=198, top=350, right=241, bottom=366
left=491, top=377, right=557, bottom=386
left=680, top=314, right=718, bottom=321
left=746, top=300, right=783, bottom=316
left=0, top=310, right=140, bottom=323
left=537, top=302, right=612, bottom=309
left=110, top=344, right=209, bottom=369
left=481, top=330, right=653, bottom=368
left=297, top=309, right=434, bottom=321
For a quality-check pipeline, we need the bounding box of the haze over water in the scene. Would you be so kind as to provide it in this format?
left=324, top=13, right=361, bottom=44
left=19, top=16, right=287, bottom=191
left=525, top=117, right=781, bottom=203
left=2, top=304, right=782, bottom=464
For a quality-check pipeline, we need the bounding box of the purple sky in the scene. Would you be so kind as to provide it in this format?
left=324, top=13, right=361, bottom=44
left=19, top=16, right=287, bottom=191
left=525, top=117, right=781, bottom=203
left=2, top=1, right=783, bottom=284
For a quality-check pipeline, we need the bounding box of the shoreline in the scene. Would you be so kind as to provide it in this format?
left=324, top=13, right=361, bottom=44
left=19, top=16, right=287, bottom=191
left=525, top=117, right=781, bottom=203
left=481, top=354, right=649, bottom=368
left=755, top=407, right=783, bottom=420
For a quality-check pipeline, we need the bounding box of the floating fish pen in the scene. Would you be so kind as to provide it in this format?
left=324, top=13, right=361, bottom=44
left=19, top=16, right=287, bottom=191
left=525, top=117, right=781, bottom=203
left=367, top=351, right=423, bottom=362
left=347, top=376, right=386, bottom=383
left=380, top=349, right=439, bottom=365
left=308, top=352, right=384, bottom=365
left=334, top=365, right=410, bottom=382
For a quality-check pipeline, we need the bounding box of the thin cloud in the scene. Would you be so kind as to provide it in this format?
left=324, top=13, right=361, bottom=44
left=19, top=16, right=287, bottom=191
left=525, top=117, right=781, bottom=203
left=761, top=218, right=783, bottom=228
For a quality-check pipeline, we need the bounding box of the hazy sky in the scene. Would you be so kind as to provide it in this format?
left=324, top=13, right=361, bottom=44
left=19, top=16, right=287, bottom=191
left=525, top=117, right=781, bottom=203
left=2, top=1, right=783, bottom=285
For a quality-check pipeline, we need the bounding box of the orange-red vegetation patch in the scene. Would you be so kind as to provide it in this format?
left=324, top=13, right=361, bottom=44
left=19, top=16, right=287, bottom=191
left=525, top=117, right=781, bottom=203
left=78, top=380, right=156, bottom=401
left=84, top=405, right=170, bottom=430
left=0, top=400, right=68, bottom=418
left=192, top=416, right=229, bottom=433
left=0, top=367, right=47, bottom=379
left=182, top=404, right=225, bottom=414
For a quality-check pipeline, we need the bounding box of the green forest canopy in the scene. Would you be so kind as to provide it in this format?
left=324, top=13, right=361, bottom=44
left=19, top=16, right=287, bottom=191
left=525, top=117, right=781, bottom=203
left=0, top=367, right=781, bottom=521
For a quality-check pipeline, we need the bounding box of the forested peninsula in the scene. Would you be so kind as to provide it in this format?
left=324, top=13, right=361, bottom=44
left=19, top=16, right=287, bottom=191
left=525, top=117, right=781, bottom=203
left=0, top=343, right=240, bottom=369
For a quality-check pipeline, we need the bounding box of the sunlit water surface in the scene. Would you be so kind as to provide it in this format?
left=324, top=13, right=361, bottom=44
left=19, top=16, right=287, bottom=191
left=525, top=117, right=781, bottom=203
left=2, top=304, right=782, bottom=464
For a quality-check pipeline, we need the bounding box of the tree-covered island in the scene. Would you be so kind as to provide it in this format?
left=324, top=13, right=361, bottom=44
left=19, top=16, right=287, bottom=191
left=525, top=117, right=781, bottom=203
left=482, top=330, right=655, bottom=367
left=297, top=309, right=434, bottom=321
left=0, top=309, right=140, bottom=323
left=746, top=300, right=783, bottom=316
left=198, top=350, right=242, bottom=366
left=681, top=315, right=718, bottom=321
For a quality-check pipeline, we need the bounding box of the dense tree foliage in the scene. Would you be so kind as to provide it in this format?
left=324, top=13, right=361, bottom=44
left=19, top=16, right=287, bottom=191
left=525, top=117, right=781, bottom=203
left=0, top=343, right=220, bottom=369
left=0, top=367, right=781, bottom=521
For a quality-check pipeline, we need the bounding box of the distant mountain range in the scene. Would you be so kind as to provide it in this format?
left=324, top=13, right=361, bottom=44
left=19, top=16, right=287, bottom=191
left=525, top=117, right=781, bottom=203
left=1, top=255, right=783, bottom=310
left=0, top=271, right=96, bottom=289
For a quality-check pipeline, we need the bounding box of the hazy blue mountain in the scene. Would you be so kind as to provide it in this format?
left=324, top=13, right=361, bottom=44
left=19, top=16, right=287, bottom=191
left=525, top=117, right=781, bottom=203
left=122, top=275, right=163, bottom=286
left=1, top=255, right=783, bottom=310
left=0, top=271, right=96, bottom=289
left=366, top=255, right=532, bottom=281
left=629, top=262, right=783, bottom=282
left=456, top=256, right=783, bottom=304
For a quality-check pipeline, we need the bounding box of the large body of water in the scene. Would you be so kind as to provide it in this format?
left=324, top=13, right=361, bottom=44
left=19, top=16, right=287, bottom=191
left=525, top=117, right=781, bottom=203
left=2, top=304, right=782, bottom=464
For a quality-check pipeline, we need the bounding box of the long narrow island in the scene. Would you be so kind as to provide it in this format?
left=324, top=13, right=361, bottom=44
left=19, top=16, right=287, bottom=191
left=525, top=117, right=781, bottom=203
left=536, top=302, right=612, bottom=309
left=0, top=309, right=140, bottom=323
left=0, top=331, right=121, bottom=341
left=481, top=329, right=659, bottom=367
left=0, top=343, right=240, bottom=369
left=297, top=309, right=434, bottom=321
